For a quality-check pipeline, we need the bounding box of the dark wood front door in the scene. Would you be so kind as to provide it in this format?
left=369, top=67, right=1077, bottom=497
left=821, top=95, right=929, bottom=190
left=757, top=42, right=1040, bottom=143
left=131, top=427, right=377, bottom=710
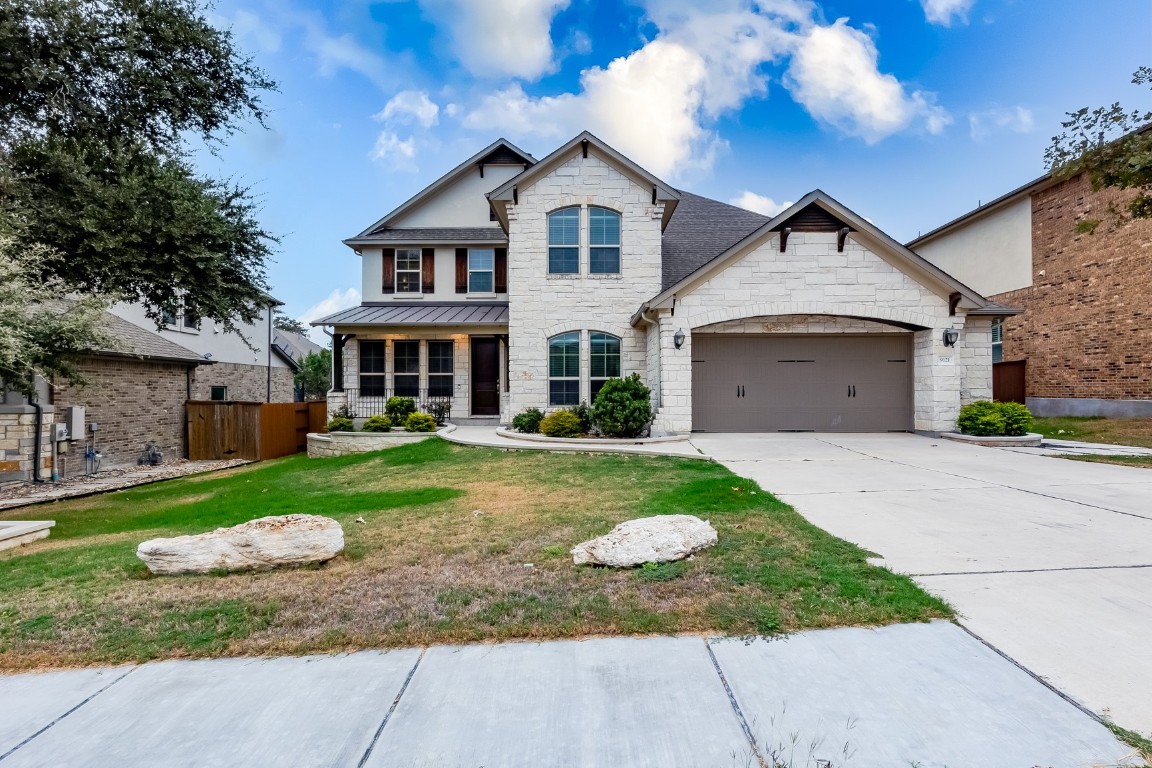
left=470, top=337, right=500, bottom=415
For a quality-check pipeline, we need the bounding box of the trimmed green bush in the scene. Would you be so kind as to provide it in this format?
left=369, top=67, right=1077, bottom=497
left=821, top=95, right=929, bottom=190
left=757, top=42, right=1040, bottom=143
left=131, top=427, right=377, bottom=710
left=326, top=416, right=354, bottom=432
left=957, top=400, right=1033, bottom=437
left=568, top=402, right=592, bottom=434
left=404, top=412, right=438, bottom=432
left=512, top=408, right=545, bottom=434
left=361, top=414, right=392, bottom=432
left=999, top=401, right=1034, bottom=436
left=385, top=396, right=416, bottom=424
left=539, top=409, right=583, bottom=438
left=590, top=374, right=653, bottom=438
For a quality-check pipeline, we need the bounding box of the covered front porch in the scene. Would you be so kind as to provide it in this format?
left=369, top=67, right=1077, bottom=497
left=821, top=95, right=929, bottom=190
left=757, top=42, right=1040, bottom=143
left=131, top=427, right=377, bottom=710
left=314, top=303, right=509, bottom=425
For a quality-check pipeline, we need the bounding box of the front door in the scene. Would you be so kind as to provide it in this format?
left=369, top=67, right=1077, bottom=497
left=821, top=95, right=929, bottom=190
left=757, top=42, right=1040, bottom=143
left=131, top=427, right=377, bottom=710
left=470, top=337, right=500, bottom=415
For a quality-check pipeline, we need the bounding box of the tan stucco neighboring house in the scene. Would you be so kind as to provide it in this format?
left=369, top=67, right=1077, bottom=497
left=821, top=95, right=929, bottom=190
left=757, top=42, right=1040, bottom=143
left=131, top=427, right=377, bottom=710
left=313, top=132, right=1014, bottom=435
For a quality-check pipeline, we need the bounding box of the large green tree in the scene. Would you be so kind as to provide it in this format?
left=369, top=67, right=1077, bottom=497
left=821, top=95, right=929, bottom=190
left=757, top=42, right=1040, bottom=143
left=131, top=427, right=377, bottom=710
left=1045, top=67, right=1152, bottom=223
left=0, top=0, right=277, bottom=334
left=294, top=349, right=332, bottom=401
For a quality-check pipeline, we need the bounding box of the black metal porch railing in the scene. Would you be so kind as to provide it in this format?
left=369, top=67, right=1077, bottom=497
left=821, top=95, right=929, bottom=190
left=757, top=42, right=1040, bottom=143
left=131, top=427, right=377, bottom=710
left=340, top=388, right=453, bottom=419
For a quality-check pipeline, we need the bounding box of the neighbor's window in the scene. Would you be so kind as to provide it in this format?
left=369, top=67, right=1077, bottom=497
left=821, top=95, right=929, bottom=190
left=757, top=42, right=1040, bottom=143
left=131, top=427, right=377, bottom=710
left=548, top=332, right=580, bottom=406
left=161, top=308, right=178, bottom=327
left=395, top=248, right=422, bottom=293
left=547, top=208, right=579, bottom=274
left=210, top=386, right=227, bottom=401
left=468, top=249, right=495, bottom=293
left=589, top=332, right=621, bottom=402
left=589, top=208, right=621, bottom=274
left=359, top=340, right=387, bottom=397
left=182, top=308, right=199, bottom=330
left=393, top=340, right=420, bottom=397
left=428, top=341, right=454, bottom=397
left=992, top=318, right=1003, bottom=364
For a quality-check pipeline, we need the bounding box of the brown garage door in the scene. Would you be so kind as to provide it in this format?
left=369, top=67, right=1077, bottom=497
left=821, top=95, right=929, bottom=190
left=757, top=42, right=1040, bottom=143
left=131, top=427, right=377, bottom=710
left=691, top=335, right=913, bottom=432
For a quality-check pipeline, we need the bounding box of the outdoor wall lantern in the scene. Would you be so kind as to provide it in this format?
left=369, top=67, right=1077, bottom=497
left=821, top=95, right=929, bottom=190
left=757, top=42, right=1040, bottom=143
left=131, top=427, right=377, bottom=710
left=673, top=328, right=686, bottom=349
left=942, top=327, right=959, bottom=348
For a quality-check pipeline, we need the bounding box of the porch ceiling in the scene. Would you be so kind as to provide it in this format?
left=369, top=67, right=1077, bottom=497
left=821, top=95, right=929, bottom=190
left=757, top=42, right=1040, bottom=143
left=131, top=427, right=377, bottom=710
left=311, top=302, right=509, bottom=327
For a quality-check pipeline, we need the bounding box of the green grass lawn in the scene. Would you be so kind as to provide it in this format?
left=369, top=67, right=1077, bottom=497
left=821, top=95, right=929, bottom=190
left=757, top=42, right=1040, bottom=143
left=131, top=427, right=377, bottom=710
left=0, top=439, right=950, bottom=669
left=1066, top=455, right=1152, bottom=469
left=1032, top=416, right=1152, bottom=449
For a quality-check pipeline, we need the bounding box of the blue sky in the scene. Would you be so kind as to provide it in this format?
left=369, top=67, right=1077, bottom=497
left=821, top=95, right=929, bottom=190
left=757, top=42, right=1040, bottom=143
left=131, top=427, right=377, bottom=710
left=192, top=0, right=1152, bottom=335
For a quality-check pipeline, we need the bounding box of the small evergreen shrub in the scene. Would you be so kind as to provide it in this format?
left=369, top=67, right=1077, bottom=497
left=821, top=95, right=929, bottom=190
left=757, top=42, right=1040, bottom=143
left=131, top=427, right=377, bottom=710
left=385, top=396, right=416, bottom=424
left=512, top=408, right=545, bottom=434
left=568, top=402, right=592, bottom=434
left=590, top=374, right=653, bottom=438
left=999, top=401, right=1034, bottom=436
left=539, top=409, right=583, bottom=438
left=957, top=400, right=1033, bottom=437
left=427, top=401, right=451, bottom=426
left=326, top=416, right=354, bottom=432
left=404, top=412, right=438, bottom=432
left=361, top=414, right=392, bottom=432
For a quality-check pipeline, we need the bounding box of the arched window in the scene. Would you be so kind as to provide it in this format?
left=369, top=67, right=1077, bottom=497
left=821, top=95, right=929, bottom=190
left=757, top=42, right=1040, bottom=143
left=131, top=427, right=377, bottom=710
left=589, top=332, right=621, bottom=402
left=547, top=208, right=579, bottom=274
left=589, top=208, right=621, bottom=274
left=548, top=332, right=580, bottom=405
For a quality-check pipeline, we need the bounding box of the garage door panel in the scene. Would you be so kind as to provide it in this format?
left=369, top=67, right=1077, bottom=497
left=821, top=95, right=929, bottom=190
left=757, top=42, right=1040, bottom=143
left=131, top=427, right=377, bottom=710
left=692, top=334, right=913, bottom=433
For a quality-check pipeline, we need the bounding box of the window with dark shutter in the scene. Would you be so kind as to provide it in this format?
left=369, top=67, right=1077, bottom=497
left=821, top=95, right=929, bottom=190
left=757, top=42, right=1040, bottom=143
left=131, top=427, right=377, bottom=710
left=422, top=248, right=435, bottom=293
left=455, top=248, right=468, bottom=293
left=495, top=248, right=507, bottom=293
left=381, top=249, right=395, bottom=294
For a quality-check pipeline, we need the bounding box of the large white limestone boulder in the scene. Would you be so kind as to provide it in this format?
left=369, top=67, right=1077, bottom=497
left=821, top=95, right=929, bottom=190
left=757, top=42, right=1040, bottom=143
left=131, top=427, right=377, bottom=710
left=571, top=515, right=718, bottom=567
left=137, top=514, right=344, bottom=575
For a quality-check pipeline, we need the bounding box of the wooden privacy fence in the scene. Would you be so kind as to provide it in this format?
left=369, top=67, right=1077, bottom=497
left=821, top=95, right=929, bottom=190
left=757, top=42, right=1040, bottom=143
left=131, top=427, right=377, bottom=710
left=187, top=400, right=328, bottom=461
left=992, top=360, right=1026, bottom=404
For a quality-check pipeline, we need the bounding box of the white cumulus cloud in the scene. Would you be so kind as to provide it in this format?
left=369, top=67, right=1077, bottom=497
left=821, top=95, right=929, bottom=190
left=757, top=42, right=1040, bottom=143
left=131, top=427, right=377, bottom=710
left=785, top=19, right=951, bottom=144
left=920, top=0, right=975, bottom=26
left=418, top=0, right=570, bottom=80
left=730, top=191, right=794, bottom=217
left=300, top=288, right=362, bottom=342
left=371, top=91, right=442, bottom=167
left=969, top=105, right=1034, bottom=140
left=375, top=91, right=440, bottom=128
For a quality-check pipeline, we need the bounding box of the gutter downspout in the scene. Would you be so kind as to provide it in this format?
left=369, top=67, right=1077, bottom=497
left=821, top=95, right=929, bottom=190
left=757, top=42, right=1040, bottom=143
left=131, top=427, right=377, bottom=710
left=266, top=305, right=273, bottom=403
left=29, top=399, right=45, bottom=483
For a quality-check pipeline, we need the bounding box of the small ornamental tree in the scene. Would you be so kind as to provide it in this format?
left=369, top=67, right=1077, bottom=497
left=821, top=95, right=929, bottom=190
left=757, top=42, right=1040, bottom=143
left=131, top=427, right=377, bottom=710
left=590, top=374, right=653, bottom=438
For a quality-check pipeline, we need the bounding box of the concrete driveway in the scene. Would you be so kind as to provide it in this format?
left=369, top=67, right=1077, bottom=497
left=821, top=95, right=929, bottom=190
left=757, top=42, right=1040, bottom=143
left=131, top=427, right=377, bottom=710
left=692, top=433, right=1152, bottom=735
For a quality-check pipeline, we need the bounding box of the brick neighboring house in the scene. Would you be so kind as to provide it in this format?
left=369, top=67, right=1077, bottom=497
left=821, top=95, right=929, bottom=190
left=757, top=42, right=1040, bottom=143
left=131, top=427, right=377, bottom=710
left=313, top=132, right=1014, bottom=435
left=911, top=171, right=1152, bottom=417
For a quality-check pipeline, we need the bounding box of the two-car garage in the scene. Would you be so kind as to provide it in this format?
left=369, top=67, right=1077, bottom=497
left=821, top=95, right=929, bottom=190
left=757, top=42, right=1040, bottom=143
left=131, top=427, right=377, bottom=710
left=691, top=334, right=914, bottom=432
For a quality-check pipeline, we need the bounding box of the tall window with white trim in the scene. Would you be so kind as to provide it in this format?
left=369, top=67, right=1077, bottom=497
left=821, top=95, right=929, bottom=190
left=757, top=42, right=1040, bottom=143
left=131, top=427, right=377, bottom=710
left=395, top=249, right=421, bottom=293
left=589, top=208, right=621, bottom=274
left=547, top=208, right=579, bottom=274
left=468, top=249, right=495, bottom=293
left=589, top=332, right=621, bottom=402
left=548, top=332, right=580, bottom=405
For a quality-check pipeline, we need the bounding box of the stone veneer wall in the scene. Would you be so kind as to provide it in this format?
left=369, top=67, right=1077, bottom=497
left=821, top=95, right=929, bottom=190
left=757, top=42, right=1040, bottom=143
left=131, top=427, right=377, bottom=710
left=0, top=405, right=54, bottom=485
left=505, top=150, right=663, bottom=418
left=191, top=362, right=294, bottom=403
left=650, top=231, right=989, bottom=435
left=993, top=175, right=1152, bottom=403
left=52, top=357, right=190, bottom=467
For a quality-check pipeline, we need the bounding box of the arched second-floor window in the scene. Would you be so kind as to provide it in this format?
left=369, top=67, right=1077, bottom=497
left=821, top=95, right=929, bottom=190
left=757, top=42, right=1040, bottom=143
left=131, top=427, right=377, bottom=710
left=589, top=207, right=621, bottom=274
left=547, top=208, right=579, bottom=274
left=548, top=332, right=580, bottom=405
left=589, top=332, right=621, bottom=402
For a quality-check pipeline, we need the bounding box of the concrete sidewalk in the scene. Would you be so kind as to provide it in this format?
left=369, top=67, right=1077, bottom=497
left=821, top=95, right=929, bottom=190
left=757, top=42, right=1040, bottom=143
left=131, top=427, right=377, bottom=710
left=694, top=432, right=1152, bottom=736
left=0, top=623, right=1133, bottom=768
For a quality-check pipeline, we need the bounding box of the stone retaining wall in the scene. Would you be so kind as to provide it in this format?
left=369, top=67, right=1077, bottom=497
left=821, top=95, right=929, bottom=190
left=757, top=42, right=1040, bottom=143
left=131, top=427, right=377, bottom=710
left=307, top=430, right=440, bottom=458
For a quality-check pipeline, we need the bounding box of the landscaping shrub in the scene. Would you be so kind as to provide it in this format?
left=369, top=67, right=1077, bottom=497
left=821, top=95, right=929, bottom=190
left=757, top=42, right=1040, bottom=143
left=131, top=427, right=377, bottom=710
left=590, top=374, right=653, bottom=438
left=361, top=414, right=392, bottom=432
left=539, top=409, right=583, bottom=438
left=568, top=402, right=592, bottom=434
left=385, top=396, right=416, bottom=424
left=404, top=412, right=438, bottom=432
left=999, top=401, right=1033, bottom=436
left=957, top=400, right=1036, bottom=437
left=427, top=401, right=451, bottom=426
left=512, top=408, right=545, bottom=434
left=326, top=416, right=354, bottom=432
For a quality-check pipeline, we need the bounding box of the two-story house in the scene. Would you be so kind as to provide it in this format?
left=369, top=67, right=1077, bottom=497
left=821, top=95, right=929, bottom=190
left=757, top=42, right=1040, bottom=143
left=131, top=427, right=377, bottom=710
left=314, top=132, right=1014, bottom=435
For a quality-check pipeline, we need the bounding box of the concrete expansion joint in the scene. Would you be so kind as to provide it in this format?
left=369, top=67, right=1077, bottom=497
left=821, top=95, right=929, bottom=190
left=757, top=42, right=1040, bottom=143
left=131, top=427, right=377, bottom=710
left=0, top=666, right=137, bottom=762
left=703, top=639, right=766, bottom=768
left=915, top=563, right=1152, bottom=578
left=356, top=647, right=426, bottom=768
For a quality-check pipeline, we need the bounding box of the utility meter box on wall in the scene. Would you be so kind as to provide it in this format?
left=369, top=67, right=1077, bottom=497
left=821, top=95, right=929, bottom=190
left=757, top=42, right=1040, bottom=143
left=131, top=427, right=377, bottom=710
left=64, top=406, right=85, bottom=439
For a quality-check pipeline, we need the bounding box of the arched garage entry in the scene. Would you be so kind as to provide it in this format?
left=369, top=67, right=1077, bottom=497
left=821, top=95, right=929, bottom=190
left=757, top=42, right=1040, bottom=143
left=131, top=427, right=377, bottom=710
left=690, top=314, right=927, bottom=432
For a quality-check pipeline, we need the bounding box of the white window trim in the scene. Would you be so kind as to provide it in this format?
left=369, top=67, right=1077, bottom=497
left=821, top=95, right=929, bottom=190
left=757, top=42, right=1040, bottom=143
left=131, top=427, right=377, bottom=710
left=547, top=208, right=581, bottom=275
left=467, top=248, right=496, bottom=296
left=395, top=248, right=422, bottom=295
left=548, top=332, right=581, bottom=406
left=588, top=207, right=621, bottom=275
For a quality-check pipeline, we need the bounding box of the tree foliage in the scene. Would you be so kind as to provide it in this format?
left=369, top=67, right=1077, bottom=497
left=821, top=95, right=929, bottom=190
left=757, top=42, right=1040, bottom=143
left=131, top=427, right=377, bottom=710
left=1045, top=67, right=1152, bottom=223
left=294, top=349, right=331, bottom=401
left=273, top=311, right=309, bottom=335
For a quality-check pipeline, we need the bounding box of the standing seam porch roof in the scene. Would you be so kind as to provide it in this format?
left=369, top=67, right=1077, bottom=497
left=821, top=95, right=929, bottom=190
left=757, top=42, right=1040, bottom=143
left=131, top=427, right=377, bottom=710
left=311, top=303, right=509, bottom=327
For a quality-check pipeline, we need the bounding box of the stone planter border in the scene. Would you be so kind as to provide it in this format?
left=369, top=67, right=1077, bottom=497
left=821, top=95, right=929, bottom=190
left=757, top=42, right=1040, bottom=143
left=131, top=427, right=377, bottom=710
left=0, top=520, right=55, bottom=551
left=307, top=425, right=455, bottom=458
left=494, top=427, right=690, bottom=446
left=941, top=432, right=1044, bottom=448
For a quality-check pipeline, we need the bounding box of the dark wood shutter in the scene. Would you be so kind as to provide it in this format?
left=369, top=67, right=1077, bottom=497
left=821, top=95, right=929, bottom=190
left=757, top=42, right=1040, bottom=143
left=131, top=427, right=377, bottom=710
left=421, top=248, right=435, bottom=293
left=381, top=248, right=395, bottom=294
left=495, top=248, right=507, bottom=294
left=455, top=248, right=468, bottom=293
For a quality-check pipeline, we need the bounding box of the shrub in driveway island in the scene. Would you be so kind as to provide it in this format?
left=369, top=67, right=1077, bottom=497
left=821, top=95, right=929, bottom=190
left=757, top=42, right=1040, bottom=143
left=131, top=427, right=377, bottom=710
left=512, top=408, right=545, bottom=434
left=539, top=409, right=583, bottom=438
left=999, top=401, right=1034, bottom=436
left=361, top=414, right=392, bottom=432
left=385, top=396, right=416, bottom=424
left=958, top=400, right=1034, bottom=437
left=590, top=374, right=653, bottom=438
left=404, top=412, right=438, bottom=432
